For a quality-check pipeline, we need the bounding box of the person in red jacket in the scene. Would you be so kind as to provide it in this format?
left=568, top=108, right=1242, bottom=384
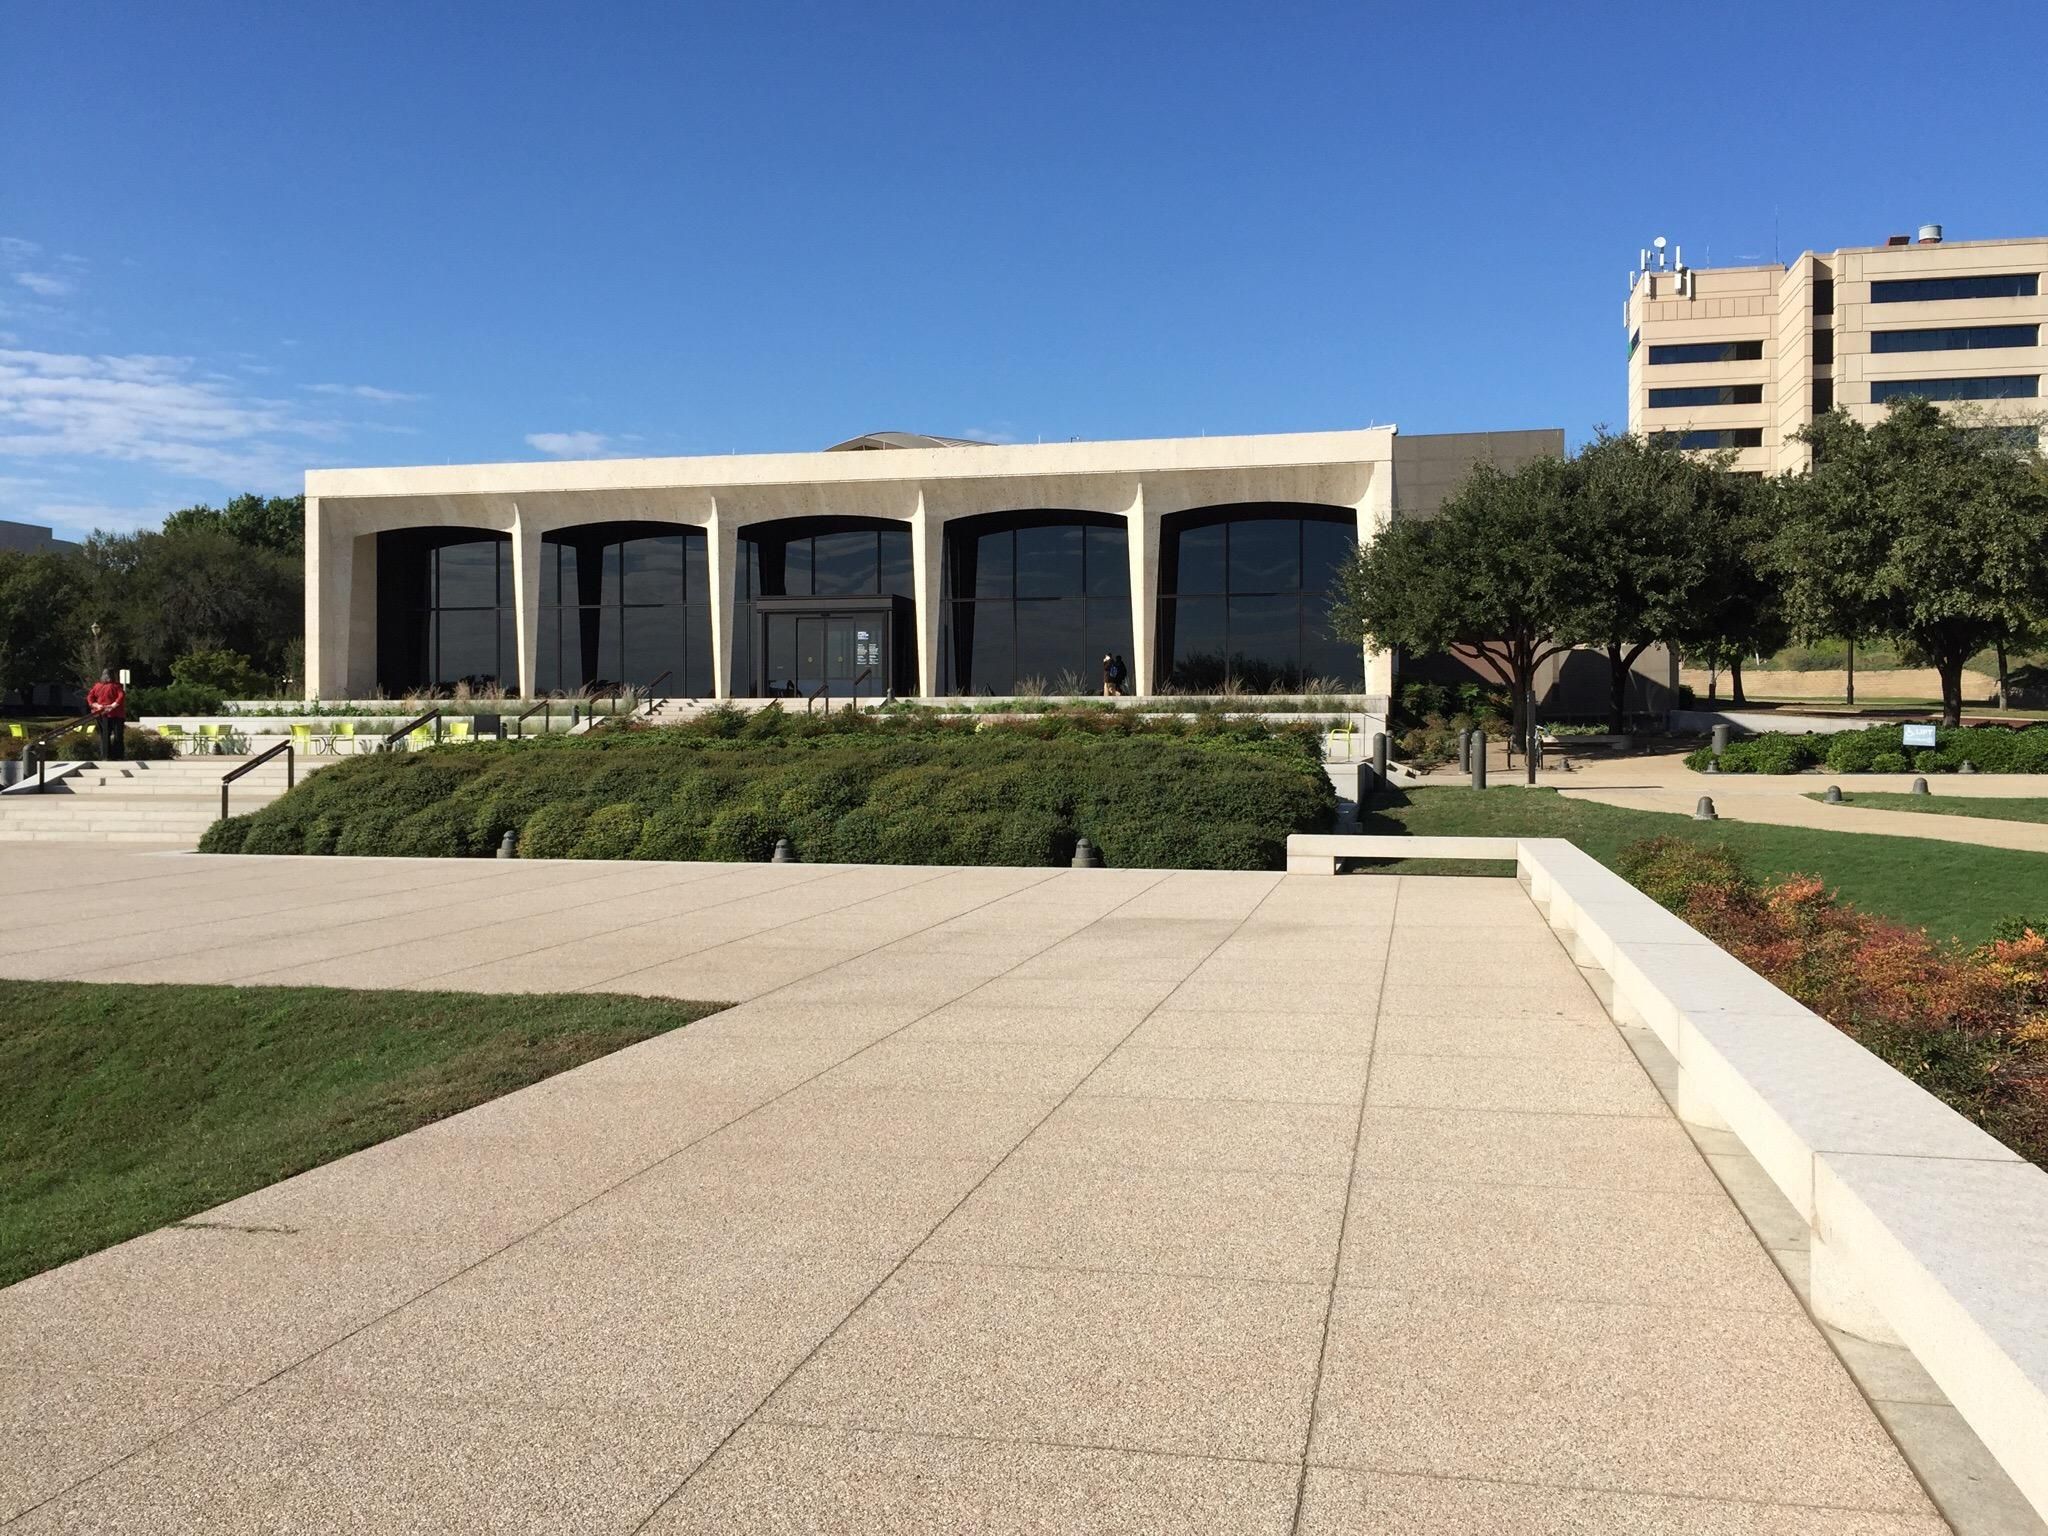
left=86, top=670, right=126, bottom=761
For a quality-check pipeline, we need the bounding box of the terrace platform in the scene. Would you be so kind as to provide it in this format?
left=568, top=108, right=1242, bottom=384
left=0, top=844, right=2034, bottom=1532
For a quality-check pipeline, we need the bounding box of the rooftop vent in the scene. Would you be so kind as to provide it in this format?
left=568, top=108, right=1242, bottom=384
left=1917, top=223, right=1943, bottom=244
left=1885, top=234, right=1911, bottom=247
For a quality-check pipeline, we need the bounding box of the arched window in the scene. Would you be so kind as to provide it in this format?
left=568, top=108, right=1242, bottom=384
left=731, top=518, right=915, bottom=695
left=376, top=527, right=513, bottom=693
left=1157, top=505, right=1360, bottom=691
left=537, top=523, right=711, bottom=695
left=940, top=512, right=1131, bottom=694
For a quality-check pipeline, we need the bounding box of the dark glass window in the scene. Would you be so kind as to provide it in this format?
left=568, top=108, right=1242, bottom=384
left=1869, top=375, right=2040, bottom=403
left=1648, top=384, right=1764, bottom=408
left=1813, top=379, right=1834, bottom=413
left=375, top=528, right=513, bottom=694
left=1872, top=325, right=2039, bottom=354
left=1813, top=329, right=1835, bottom=365
left=1871, top=273, right=2038, bottom=304
left=1649, top=428, right=1765, bottom=450
left=731, top=518, right=916, bottom=694
left=1628, top=328, right=1640, bottom=359
left=1646, top=340, right=1765, bottom=365
left=1813, top=278, right=1834, bottom=316
left=1157, top=506, right=1361, bottom=692
left=941, top=512, right=1132, bottom=695
left=539, top=524, right=712, bottom=694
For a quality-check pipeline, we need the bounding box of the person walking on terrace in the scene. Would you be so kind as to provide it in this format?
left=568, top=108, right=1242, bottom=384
left=86, top=669, right=126, bottom=761
left=1102, top=652, right=1128, bottom=697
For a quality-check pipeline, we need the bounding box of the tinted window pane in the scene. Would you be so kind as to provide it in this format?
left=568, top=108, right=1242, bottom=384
left=1174, top=525, right=1226, bottom=594
left=437, top=540, right=499, bottom=607
left=1166, top=595, right=1228, bottom=687
left=682, top=615, right=714, bottom=696
left=783, top=536, right=812, bottom=597
left=1646, top=340, right=1765, bottom=365
left=879, top=528, right=913, bottom=597
left=729, top=600, right=754, bottom=694
left=1872, top=273, right=2038, bottom=304
left=1647, top=384, right=1764, bottom=408
left=1228, top=519, right=1298, bottom=593
left=1813, top=278, right=1834, bottom=315
left=1869, top=375, right=2039, bottom=403
left=1872, top=325, right=2039, bottom=354
left=1085, top=597, right=1134, bottom=684
left=1812, top=329, right=1835, bottom=365
left=621, top=534, right=685, bottom=604
left=1300, top=519, right=1355, bottom=600
left=685, top=535, right=709, bottom=605
left=969, top=602, right=1015, bottom=694
left=1016, top=524, right=1083, bottom=599
left=598, top=540, right=624, bottom=606
left=436, top=610, right=498, bottom=685
left=536, top=606, right=561, bottom=694
left=1301, top=627, right=1364, bottom=686
left=1085, top=523, right=1129, bottom=597
left=813, top=530, right=876, bottom=595
left=1015, top=598, right=1084, bottom=687
left=1650, top=428, right=1765, bottom=450
left=766, top=609, right=795, bottom=679
left=974, top=530, right=1013, bottom=598
left=1226, top=594, right=1300, bottom=678
left=622, top=607, right=685, bottom=691
left=540, top=543, right=562, bottom=606
left=595, top=604, right=623, bottom=687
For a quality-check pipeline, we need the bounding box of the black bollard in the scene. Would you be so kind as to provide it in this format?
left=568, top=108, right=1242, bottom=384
left=771, top=837, right=798, bottom=863
left=1694, top=796, right=1718, bottom=821
left=1470, top=731, right=1487, bottom=789
left=1071, top=836, right=1102, bottom=869
left=497, top=830, right=517, bottom=859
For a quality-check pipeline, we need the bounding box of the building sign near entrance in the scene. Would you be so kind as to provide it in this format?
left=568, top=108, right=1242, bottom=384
left=856, top=630, right=875, bottom=668
left=1902, top=723, right=1938, bottom=748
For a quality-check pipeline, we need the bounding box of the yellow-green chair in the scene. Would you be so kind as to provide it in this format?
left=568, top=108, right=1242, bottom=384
left=289, top=723, right=317, bottom=756
left=156, top=723, right=188, bottom=754
left=445, top=718, right=473, bottom=744
left=196, top=723, right=226, bottom=755
left=406, top=724, right=433, bottom=751
left=3, top=721, right=28, bottom=742
left=330, top=721, right=357, bottom=755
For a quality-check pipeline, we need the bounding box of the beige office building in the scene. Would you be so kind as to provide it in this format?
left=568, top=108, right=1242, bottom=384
left=1625, top=227, right=2045, bottom=472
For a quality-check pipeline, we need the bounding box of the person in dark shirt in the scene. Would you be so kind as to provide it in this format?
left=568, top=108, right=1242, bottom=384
left=86, top=670, right=126, bottom=761
left=1101, top=652, right=1129, bottom=697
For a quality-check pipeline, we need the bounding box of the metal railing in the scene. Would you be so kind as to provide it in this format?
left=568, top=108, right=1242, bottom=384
left=383, top=708, right=442, bottom=750
left=636, top=670, right=672, bottom=716
left=23, top=714, right=95, bottom=792
left=511, top=698, right=557, bottom=738
left=220, top=741, right=293, bottom=820
left=804, top=682, right=830, bottom=715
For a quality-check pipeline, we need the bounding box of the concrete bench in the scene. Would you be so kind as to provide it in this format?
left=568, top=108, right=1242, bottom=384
left=1285, top=832, right=2048, bottom=1521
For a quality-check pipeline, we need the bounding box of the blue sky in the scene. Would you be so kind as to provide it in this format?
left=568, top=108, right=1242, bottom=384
left=4, top=0, right=2044, bottom=540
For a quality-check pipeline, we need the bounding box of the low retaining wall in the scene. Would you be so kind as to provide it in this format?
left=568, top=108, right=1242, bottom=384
left=1288, top=832, right=2048, bottom=1522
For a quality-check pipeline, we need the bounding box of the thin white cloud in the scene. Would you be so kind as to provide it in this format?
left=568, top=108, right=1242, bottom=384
left=0, top=347, right=340, bottom=485
left=308, top=382, right=421, bottom=403
left=29, top=500, right=164, bottom=539
left=15, top=272, right=74, bottom=298
left=525, top=430, right=614, bottom=458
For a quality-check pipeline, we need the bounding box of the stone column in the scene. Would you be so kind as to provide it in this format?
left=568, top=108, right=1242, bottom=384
left=707, top=501, right=737, bottom=700
left=910, top=491, right=941, bottom=698
left=1357, top=467, right=1395, bottom=701
left=1126, top=482, right=1158, bottom=694
left=345, top=533, right=378, bottom=697
left=303, top=496, right=330, bottom=700
left=509, top=507, right=542, bottom=699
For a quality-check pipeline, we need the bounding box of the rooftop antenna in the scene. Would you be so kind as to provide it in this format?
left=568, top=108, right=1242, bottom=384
left=1652, top=235, right=1668, bottom=270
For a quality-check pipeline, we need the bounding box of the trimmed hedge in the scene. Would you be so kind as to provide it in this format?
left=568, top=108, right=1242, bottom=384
left=1685, top=722, right=2048, bottom=775
left=198, top=706, right=1338, bottom=871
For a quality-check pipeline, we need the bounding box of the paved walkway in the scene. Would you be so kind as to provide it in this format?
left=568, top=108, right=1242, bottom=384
left=0, top=847, right=1946, bottom=1532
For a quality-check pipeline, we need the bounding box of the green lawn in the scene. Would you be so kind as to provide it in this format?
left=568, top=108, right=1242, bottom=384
left=0, top=982, right=724, bottom=1287
left=1358, top=787, right=2048, bottom=944
left=1806, top=792, right=2048, bottom=826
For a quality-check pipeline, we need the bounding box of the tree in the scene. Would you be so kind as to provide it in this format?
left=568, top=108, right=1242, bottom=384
left=160, top=493, right=304, bottom=557
left=1567, top=433, right=1721, bottom=731
left=1672, top=472, right=1791, bottom=706
left=1775, top=401, right=2048, bottom=727
left=0, top=550, right=85, bottom=706
left=75, top=524, right=301, bottom=686
left=1334, top=455, right=1584, bottom=747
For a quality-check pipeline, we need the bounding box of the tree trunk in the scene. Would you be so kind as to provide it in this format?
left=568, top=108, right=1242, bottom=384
left=1996, top=639, right=2010, bottom=710
left=1706, top=665, right=1719, bottom=703
left=1606, top=642, right=1628, bottom=735
left=1731, top=656, right=1747, bottom=706
left=1845, top=638, right=1855, bottom=708
left=1939, top=659, right=1964, bottom=729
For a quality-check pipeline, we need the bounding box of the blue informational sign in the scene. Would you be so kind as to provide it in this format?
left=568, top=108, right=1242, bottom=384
left=1902, top=723, right=1938, bottom=748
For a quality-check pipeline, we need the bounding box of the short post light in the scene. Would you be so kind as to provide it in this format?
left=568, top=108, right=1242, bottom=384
left=771, top=836, right=798, bottom=863
left=1823, top=785, right=1843, bottom=805
left=1694, top=796, right=1718, bottom=821
left=1071, top=836, right=1102, bottom=869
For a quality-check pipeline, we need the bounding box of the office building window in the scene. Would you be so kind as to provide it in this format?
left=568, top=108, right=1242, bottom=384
left=1650, top=429, right=1765, bottom=450
left=1871, top=273, right=2038, bottom=304
left=1813, top=379, right=1834, bottom=414
left=1156, top=506, right=1360, bottom=692
left=939, top=514, right=1132, bottom=694
left=1813, top=329, right=1834, bottom=365
left=1813, top=278, right=1834, bottom=316
left=1872, top=325, right=2039, bottom=354
left=1647, top=384, right=1764, bottom=409
left=536, top=524, right=712, bottom=696
left=375, top=528, right=516, bottom=694
left=1646, top=340, right=1764, bottom=365
left=1869, top=375, right=2039, bottom=404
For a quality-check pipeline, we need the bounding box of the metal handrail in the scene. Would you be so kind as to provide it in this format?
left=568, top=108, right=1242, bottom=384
left=220, top=741, right=294, bottom=820
left=805, top=681, right=830, bottom=715
left=511, top=698, right=554, bottom=738
left=637, top=670, right=673, bottom=715
left=850, top=667, right=873, bottom=700
left=383, top=708, right=442, bottom=749
left=24, top=714, right=95, bottom=792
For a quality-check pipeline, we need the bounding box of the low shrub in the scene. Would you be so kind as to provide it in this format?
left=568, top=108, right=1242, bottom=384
left=1618, top=836, right=2048, bottom=1166
left=204, top=706, right=1337, bottom=871
left=1693, top=723, right=2048, bottom=775
left=128, top=681, right=225, bottom=717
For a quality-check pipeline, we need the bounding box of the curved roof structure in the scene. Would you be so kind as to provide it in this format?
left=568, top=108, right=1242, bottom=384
left=823, top=431, right=992, bottom=452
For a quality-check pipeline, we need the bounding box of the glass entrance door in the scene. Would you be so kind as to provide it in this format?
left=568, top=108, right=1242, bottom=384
left=762, top=610, right=889, bottom=696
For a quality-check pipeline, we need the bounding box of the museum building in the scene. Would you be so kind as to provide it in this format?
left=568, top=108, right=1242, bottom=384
left=304, top=426, right=1560, bottom=704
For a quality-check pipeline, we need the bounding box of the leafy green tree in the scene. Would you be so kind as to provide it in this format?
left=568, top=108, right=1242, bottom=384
left=160, top=493, right=304, bottom=556
left=1566, top=432, right=1722, bottom=730
left=1775, top=401, right=2048, bottom=726
left=1672, top=472, right=1791, bottom=706
left=75, top=525, right=301, bottom=687
left=1334, top=455, right=1585, bottom=747
left=0, top=551, right=85, bottom=706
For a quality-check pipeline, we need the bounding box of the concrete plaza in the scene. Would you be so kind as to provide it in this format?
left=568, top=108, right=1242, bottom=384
left=0, top=846, right=1958, bottom=1532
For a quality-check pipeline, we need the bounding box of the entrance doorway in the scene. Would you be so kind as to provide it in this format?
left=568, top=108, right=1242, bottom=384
left=754, top=595, right=911, bottom=698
